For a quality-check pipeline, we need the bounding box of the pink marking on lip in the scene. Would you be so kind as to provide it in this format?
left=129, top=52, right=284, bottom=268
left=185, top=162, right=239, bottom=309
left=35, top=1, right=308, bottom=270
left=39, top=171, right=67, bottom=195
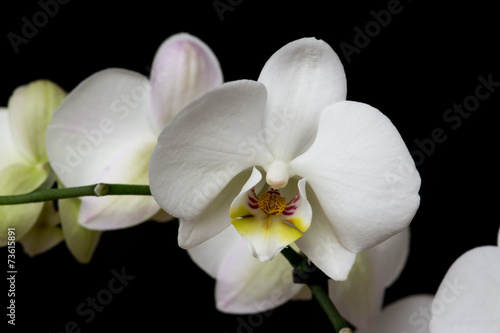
left=248, top=203, right=259, bottom=209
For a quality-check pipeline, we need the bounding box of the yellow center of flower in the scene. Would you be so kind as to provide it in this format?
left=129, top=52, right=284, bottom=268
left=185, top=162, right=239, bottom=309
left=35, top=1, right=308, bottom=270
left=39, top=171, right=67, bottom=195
left=258, top=189, right=286, bottom=215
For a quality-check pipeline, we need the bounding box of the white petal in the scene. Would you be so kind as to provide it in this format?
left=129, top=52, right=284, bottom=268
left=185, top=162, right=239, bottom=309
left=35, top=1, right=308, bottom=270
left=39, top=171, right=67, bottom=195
left=228, top=167, right=265, bottom=219
left=77, top=141, right=159, bottom=229
left=328, top=227, right=410, bottom=329
left=19, top=201, right=63, bottom=256
left=429, top=246, right=500, bottom=333
left=329, top=250, right=385, bottom=330
left=291, top=101, right=421, bottom=253
left=47, top=68, right=156, bottom=185
left=149, top=33, right=223, bottom=133
left=8, top=80, right=66, bottom=163
left=46, top=69, right=159, bottom=228
left=149, top=80, right=272, bottom=221
left=356, top=295, right=434, bottom=333
left=258, top=37, right=347, bottom=160
left=375, top=227, right=411, bottom=287
left=295, top=185, right=356, bottom=281
left=177, top=169, right=252, bottom=248
left=215, top=234, right=303, bottom=313
left=187, top=226, right=242, bottom=279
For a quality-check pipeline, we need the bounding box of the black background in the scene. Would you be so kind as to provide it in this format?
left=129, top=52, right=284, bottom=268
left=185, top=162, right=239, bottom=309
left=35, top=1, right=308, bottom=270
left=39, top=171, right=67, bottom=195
left=1, top=1, right=499, bottom=332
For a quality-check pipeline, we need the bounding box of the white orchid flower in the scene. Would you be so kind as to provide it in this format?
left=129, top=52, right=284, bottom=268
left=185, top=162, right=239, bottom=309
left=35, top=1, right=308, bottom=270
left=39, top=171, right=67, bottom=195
left=356, top=226, right=500, bottom=333
left=0, top=80, right=65, bottom=249
left=149, top=37, right=420, bottom=280
left=188, top=224, right=409, bottom=327
left=46, top=33, right=223, bottom=230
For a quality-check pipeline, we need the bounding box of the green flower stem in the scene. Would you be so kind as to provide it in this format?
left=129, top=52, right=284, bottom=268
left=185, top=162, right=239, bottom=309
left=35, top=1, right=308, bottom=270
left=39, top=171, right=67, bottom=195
left=0, top=183, right=151, bottom=205
left=281, top=246, right=351, bottom=332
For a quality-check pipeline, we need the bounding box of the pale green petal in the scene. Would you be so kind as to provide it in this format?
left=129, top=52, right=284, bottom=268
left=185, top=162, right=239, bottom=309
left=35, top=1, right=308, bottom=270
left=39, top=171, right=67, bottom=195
left=19, top=201, right=63, bottom=256
left=0, top=163, right=49, bottom=245
left=150, top=209, right=175, bottom=223
left=8, top=80, right=66, bottom=163
left=0, top=108, right=26, bottom=171
left=59, top=195, right=101, bottom=264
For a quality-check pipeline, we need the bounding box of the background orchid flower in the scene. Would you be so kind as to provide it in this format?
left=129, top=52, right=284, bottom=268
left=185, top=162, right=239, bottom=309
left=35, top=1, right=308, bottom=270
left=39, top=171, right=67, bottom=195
left=149, top=37, right=421, bottom=280
left=0, top=80, right=65, bottom=250
left=356, top=226, right=500, bottom=333
left=188, top=224, right=409, bottom=326
left=46, top=33, right=223, bottom=230
left=0, top=79, right=100, bottom=263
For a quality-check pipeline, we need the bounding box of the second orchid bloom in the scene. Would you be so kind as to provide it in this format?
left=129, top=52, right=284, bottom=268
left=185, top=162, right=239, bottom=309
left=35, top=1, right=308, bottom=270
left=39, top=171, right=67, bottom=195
left=149, top=37, right=421, bottom=280
left=46, top=33, right=223, bottom=230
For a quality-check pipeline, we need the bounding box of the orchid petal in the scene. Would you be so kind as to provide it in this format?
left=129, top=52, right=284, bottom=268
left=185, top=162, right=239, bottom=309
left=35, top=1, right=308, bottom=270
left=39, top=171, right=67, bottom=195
left=356, top=295, right=433, bottom=333
left=429, top=246, right=500, bottom=333
left=329, top=250, right=385, bottom=330
left=59, top=196, right=101, bottom=264
left=77, top=141, right=159, bottom=229
left=291, top=101, right=421, bottom=253
left=0, top=108, right=26, bottom=170
left=328, top=227, right=410, bottom=329
left=178, top=169, right=252, bottom=248
left=231, top=170, right=311, bottom=261
left=295, top=185, right=356, bottom=281
left=215, top=234, right=303, bottom=313
left=149, top=80, right=272, bottom=221
left=377, top=226, right=410, bottom=287
left=150, top=209, right=175, bottom=223
left=8, top=80, right=66, bottom=163
left=258, top=37, right=347, bottom=160
left=0, top=163, right=47, bottom=244
left=497, top=225, right=499, bottom=246
left=229, top=167, right=265, bottom=219
left=187, top=226, right=242, bottom=279
left=150, top=33, right=223, bottom=133
left=19, top=201, right=63, bottom=256
left=46, top=69, right=159, bottom=228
